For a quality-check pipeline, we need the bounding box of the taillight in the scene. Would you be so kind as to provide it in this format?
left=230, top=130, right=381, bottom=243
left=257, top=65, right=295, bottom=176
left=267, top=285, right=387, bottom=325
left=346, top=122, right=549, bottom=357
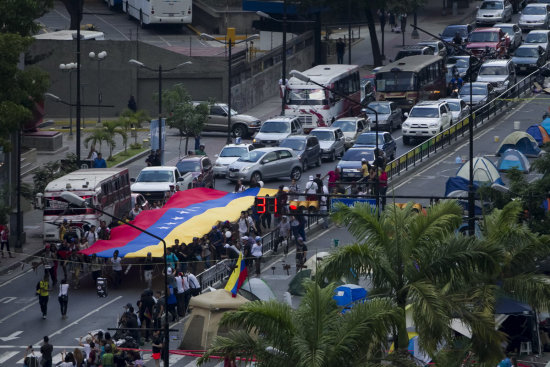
left=151, top=8, right=155, bottom=14
left=322, top=105, right=330, bottom=110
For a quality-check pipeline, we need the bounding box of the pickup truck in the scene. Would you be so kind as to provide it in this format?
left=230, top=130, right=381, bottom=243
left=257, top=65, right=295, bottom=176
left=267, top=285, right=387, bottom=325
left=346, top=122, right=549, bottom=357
left=130, top=166, right=194, bottom=203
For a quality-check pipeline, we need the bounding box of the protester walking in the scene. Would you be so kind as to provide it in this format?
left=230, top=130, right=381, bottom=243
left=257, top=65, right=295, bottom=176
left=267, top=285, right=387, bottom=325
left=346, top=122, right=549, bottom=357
left=58, top=278, right=69, bottom=319
left=336, top=37, right=345, bottom=64
left=142, top=252, right=154, bottom=289
left=151, top=329, right=163, bottom=367
left=110, top=250, right=123, bottom=288
left=276, top=216, right=291, bottom=254
left=251, top=236, right=263, bottom=276
left=0, top=224, right=13, bottom=258
left=36, top=274, right=50, bottom=319
left=40, top=336, right=53, bottom=367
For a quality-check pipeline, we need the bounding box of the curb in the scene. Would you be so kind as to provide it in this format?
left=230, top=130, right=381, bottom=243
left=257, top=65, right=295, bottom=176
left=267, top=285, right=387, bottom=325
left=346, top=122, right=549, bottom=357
left=0, top=248, right=45, bottom=276
left=114, top=149, right=151, bottom=168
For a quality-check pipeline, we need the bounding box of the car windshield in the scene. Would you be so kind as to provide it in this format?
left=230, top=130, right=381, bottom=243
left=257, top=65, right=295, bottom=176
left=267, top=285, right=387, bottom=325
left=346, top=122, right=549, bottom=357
left=342, top=149, right=375, bottom=162
left=367, top=102, right=391, bottom=114
left=287, top=88, right=326, bottom=105
left=479, top=65, right=508, bottom=75
left=526, top=33, right=548, bottom=43
left=445, top=101, right=461, bottom=111
left=238, top=151, right=265, bottom=162
left=310, top=130, right=335, bottom=141
left=480, top=1, right=503, bottom=9
left=280, top=139, right=306, bottom=151
left=497, top=26, right=513, bottom=35
left=332, top=120, right=357, bottom=132
left=136, top=170, right=174, bottom=183
left=376, top=71, right=417, bottom=92
left=460, top=84, right=487, bottom=95
left=176, top=161, right=200, bottom=173
left=447, top=57, right=470, bottom=68
left=514, top=47, right=539, bottom=57
left=469, top=31, right=499, bottom=42
left=442, top=26, right=467, bottom=37
left=219, top=147, right=248, bottom=157
left=523, top=6, right=546, bottom=14
left=355, top=134, right=383, bottom=145
left=409, top=107, right=439, bottom=118
left=260, top=120, right=290, bottom=133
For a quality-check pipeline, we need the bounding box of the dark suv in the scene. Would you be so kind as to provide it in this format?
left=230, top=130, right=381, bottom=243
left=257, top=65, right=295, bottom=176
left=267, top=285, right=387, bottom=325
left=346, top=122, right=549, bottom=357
left=279, top=135, right=322, bottom=171
left=176, top=155, right=215, bottom=188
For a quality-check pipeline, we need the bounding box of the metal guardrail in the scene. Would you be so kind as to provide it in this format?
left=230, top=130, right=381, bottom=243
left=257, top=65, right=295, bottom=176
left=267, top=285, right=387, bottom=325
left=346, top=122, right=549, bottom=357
left=385, top=67, right=542, bottom=181
left=197, top=214, right=322, bottom=290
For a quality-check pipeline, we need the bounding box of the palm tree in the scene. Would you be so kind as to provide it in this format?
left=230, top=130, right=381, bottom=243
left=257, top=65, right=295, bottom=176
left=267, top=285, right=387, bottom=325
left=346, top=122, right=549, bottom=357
left=317, top=201, right=504, bottom=363
left=102, top=120, right=127, bottom=159
left=118, top=108, right=151, bottom=147
left=84, top=127, right=108, bottom=154
left=198, top=281, right=402, bottom=367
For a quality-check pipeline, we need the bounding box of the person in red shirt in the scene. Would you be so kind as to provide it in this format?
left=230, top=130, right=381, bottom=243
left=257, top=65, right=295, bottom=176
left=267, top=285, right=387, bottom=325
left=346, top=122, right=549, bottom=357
left=378, top=168, right=388, bottom=210
left=323, top=167, right=341, bottom=193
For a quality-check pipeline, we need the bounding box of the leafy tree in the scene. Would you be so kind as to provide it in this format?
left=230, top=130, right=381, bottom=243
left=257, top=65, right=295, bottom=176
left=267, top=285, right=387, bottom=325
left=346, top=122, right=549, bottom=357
left=99, top=121, right=125, bottom=160
left=0, top=0, right=53, bottom=36
left=197, top=281, right=402, bottom=367
left=117, top=108, right=151, bottom=147
left=317, top=201, right=504, bottom=363
left=84, top=128, right=110, bottom=155
left=162, top=84, right=209, bottom=153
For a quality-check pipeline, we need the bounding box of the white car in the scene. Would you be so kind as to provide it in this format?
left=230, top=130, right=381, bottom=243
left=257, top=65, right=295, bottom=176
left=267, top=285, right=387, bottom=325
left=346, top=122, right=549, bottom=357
left=130, top=166, right=193, bottom=203
left=253, top=116, right=303, bottom=147
left=213, top=143, right=254, bottom=177
left=439, top=98, right=470, bottom=123
left=402, top=101, right=452, bottom=145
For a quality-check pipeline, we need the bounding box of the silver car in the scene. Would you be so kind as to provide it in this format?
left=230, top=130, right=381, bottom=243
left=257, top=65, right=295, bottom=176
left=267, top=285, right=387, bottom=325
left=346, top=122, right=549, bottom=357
left=226, top=147, right=302, bottom=183
left=364, top=101, right=403, bottom=132
left=331, top=117, right=371, bottom=148
left=439, top=98, right=471, bottom=123
left=523, top=30, right=550, bottom=59
left=252, top=116, right=303, bottom=147
left=310, top=127, right=346, bottom=161
left=494, top=23, right=522, bottom=50
left=518, top=4, right=550, bottom=31
left=476, top=0, right=513, bottom=25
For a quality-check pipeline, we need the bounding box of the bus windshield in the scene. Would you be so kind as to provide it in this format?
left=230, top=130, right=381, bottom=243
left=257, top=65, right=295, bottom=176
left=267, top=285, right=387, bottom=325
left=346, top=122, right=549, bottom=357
left=44, top=196, right=95, bottom=216
left=376, top=72, right=417, bottom=92
left=286, top=89, right=326, bottom=105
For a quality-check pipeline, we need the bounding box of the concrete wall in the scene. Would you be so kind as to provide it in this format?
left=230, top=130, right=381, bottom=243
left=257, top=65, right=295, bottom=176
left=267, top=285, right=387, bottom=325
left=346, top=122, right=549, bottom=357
left=193, top=0, right=260, bottom=34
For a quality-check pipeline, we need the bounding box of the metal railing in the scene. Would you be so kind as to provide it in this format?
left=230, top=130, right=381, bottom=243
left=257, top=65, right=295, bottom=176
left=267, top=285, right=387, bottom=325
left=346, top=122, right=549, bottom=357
left=386, top=67, right=542, bottom=181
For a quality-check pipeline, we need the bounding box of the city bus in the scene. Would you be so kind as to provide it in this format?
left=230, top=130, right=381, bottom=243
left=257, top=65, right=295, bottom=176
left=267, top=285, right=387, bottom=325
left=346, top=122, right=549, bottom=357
left=38, top=168, right=132, bottom=242
left=285, top=64, right=361, bottom=133
left=123, top=0, right=192, bottom=27
left=375, top=55, right=447, bottom=111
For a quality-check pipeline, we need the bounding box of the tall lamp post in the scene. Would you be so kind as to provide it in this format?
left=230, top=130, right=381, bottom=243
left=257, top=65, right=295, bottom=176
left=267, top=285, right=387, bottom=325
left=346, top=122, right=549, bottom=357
left=60, top=191, right=171, bottom=367
left=128, top=59, right=192, bottom=165
left=89, top=51, right=108, bottom=125
left=289, top=69, right=380, bottom=212
left=59, top=62, right=78, bottom=136
left=200, top=33, right=260, bottom=143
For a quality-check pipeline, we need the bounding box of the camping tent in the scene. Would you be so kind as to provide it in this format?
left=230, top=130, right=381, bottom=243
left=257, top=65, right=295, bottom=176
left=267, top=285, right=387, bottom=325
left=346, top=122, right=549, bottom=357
left=526, top=124, right=550, bottom=146
left=444, top=177, right=484, bottom=215
left=180, top=289, right=249, bottom=350
left=541, top=117, right=550, bottom=135
left=496, top=131, right=541, bottom=157
left=240, top=278, right=277, bottom=301
left=333, top=284, right=368, bottom=309
left=456, top=157, right=504, bottom=185
left=497, top=149, right=531, bottom=173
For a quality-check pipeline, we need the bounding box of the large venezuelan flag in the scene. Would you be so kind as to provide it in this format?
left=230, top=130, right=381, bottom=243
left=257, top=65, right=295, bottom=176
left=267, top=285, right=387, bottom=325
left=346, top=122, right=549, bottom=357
left=224, top=252, right=248, bottom=297
left=81, top=187, right=276, bottom=258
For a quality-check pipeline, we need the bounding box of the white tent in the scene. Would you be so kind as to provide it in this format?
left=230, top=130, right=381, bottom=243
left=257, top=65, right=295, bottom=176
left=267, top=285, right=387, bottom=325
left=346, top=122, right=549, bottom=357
left=456, top=157, right=503, bottom=185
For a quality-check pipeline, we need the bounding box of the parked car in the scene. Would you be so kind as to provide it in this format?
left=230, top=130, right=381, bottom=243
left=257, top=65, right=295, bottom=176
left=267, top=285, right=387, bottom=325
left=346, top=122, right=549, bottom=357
left=417, top=40, right=448, bottom=58
left=476, top=59, right=517, bottom=93
left=226, top=147, right=302, bottom=183
left=332, top=117, right=371, bottom=148
left=439, top=98, right=471, bottom=122
left=476, top=0, right=513, bottom=25
left=395, top=45, right=434, bottom=60
left=176, top=155, right=215, bottom=188
left=337, top=148, right=376, bottom=181
left=523, top=30, right=550, bottom=58
left=131, top=166, right=193, bottom=202
left=466, top=27, right=510, bottom=57
left=279, top=135, right=322, bottom=170
left=518, top=3, right=550, bottom=31
left=440, top=24, right=473, bottom=43
left=309, top=127, right=346, bottom=161
left=512, top=44, right=547, bottom=73
left=353, top=131, right=397, bottom=160
left=252, top=116, right=303, bottom=147
left=194, top=102, right=262, bottom=138
left=458, top=82, right=497, bottom=109
left=446, top=56, right=482, bottom=82
left=213, top=143, right=254, bottom=177
left=364, top=101, right=403, bottom=132
left=402, top=101, right=453, bottom=145
left=494, top=23, right=522, bottom=50
left=131, top=193, right=150, bottom=210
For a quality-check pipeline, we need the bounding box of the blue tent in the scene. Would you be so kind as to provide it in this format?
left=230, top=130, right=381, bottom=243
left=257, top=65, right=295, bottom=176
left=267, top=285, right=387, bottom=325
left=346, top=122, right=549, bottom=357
left=526, top=124, right=550, bottom=146
left=334, top=284, right=367, bottom=312
left=541, top=117, right=550, bottom=134
left=496, top=131, right=541, bottom=158
left=497, top=149, right=530, bottom=173
left=445, top=177, right=483, bottom=215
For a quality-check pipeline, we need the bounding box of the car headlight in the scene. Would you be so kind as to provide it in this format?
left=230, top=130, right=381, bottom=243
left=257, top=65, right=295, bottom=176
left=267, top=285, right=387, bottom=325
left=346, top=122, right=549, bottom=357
left=429, top=122, right=439, bottom=128
left=403, top=122, right=410, bottom=128
left=253, top=138, right=259, bottom=143
left=407, top=99, right=415, bottom=104
left=215, top=162, right=222, bottom=167
left=297, top=154, right=302, bottom=159
left=242, top=167, right=251, bottom=173
left=345, top=137, right=352, bottom=141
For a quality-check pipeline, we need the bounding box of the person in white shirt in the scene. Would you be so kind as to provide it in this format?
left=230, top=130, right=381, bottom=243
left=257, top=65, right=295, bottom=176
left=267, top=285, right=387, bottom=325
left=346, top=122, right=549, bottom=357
left=174, top=272, right=186, bottom=317
left=58, top=278, right=69, bottom=319
left=319, top=184, right=330, bottom=229
left=183, top=271, right=201, bottom=314
left=305, top=175, right=318, bottom=201
left=251, top=236, right=263, bottom=276
left=110, top=250, right=123, bottom=288
left=129, top=204, right=142, bottom=220
left=238, top=211, right=249, bottom=238
left=85, top=225, right=98, bottom=246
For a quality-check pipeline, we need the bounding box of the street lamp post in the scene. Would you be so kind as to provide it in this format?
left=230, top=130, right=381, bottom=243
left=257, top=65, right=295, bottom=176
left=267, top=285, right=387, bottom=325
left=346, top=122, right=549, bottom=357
left=200, top=33, right=260, bottom=143
left=89, top=51, right=108, bottom=125
left=128, top=59, right=192, bottom=165
left=59, top=62, right=78, bottom=136
left=59, top=191, right=171, bottom=367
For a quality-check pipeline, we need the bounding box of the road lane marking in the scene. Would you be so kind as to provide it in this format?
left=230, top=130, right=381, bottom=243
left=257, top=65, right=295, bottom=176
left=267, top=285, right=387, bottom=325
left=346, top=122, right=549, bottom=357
left=0, top=351, right=18, bottom=364
left=0, top=268, right=33, bottom=288
left=0, top=301, right=38, bottom=323
left=33, top=296, right=123, bottom=344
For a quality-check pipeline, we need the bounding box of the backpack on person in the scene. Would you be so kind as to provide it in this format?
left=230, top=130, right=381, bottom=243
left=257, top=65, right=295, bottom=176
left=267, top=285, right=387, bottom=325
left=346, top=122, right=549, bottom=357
left=25, top=355, right=40, bottom=367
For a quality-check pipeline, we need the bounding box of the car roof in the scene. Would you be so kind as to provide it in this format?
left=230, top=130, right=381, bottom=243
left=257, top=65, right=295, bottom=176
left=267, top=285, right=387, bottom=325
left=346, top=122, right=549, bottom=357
left=440, top=98, right=465, bottom=102
left=252, top=147, right=294, bottom=153
left=464, top=82, right=491, bottom=86
left=525, top=3, right=548, bottom=7
left=472, top=27, right=501, bottom=33
left=178, top=156, right=202, bottom=162
left=359, top=131, right=386, bottom=136
left=481, top=59, right=510, bottom=66
left=516, top=44, right=540, bottom=49
left=445, top=24, right=469, bottom=28
left=347, top=147, right=376, bottom=152
left=416, top=100, right=446, bottom=106
left=222, top=143, right=253, bottom=148
left=264, top=116, right=297, bottom=122
left=334, top=117, right=364, bottom=121
left=311, top=127, right=340, bottom=131
left=141, top=166, right=178, bottom=171
left=494, top=23, right=515, bottom=27
left=527, top=30, right=550, bottom=34
left=283, top=135, right=310, bottom=140
left=399, top=45, right=431, bottom=50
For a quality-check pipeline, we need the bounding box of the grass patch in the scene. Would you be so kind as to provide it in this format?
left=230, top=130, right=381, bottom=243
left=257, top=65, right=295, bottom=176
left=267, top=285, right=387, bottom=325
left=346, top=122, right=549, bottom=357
left=107, top=146, right=148, bottom=167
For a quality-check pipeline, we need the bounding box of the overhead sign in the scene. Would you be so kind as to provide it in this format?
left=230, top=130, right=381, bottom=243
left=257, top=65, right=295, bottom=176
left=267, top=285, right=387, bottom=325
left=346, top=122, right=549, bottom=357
left=330, top=198, right=376, bottom=212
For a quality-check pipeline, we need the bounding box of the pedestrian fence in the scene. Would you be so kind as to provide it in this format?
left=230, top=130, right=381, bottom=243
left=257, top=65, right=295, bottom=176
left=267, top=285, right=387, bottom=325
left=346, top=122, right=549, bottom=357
left=385, top=65, right=545, bottom=182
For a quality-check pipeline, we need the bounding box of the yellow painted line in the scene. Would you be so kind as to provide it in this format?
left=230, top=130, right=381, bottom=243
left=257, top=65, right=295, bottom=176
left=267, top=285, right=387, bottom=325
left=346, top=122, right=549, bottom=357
left=186, top=24, right=202, bottom=35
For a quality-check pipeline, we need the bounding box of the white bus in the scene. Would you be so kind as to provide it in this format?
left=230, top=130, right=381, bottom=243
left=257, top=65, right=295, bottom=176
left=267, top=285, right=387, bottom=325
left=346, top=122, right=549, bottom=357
left=285, top=64, right=362, bottom=133
left=123, top=0, right=192, bottom=27
left=38, top=168, right=132, bottom=242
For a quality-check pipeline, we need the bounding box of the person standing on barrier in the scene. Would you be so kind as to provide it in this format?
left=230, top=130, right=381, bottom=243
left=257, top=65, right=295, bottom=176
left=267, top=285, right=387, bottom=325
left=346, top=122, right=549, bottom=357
left=209, top=226, right=224, bottom=261
left=183, top=270, right=201, bottom=315
left=320, top=184, right=330, bottom=229
left=175, top=271, right=186, bottom=317
left=252, top=236, right=263, bottom=277
left=378, top=167, right=388, bottom=210
left=276, top=216, right=290, bottom=254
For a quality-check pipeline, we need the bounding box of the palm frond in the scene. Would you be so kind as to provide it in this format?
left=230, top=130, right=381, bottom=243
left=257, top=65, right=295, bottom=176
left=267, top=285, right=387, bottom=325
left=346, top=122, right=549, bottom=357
left=501, top=273, right=550, bottom=311
left=330, top=202, right=389, bottom=246
left=196, top=330, right=267, bottom=366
